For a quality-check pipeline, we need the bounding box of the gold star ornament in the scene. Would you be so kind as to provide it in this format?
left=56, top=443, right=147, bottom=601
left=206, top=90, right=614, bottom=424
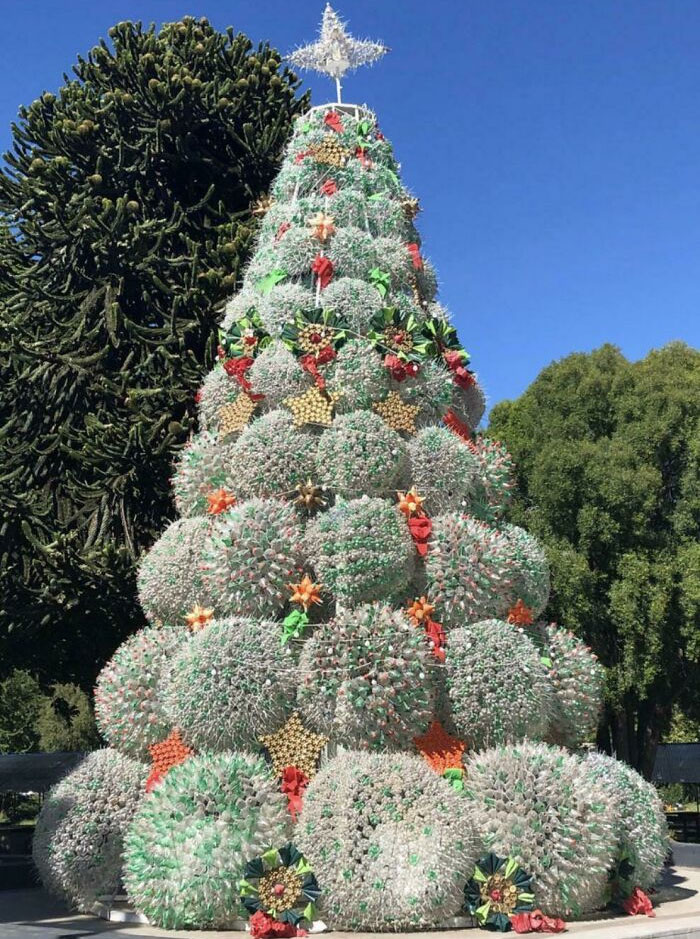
left=284, top=386, right=341, bottom=427
left=373, top=391, right=420, bottom=434
left=218, top=393, right=257, bottom=436
left=259, top=712, right=328, bottom=780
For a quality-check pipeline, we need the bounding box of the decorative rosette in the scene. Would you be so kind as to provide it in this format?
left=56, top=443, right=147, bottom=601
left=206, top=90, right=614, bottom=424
left=369, top=307, right=421, bottom=363
left=281, top=309, right=347, bottom=359
left=465, top=854, right=535, bottom=932
left=414, top=317, right=464, bottom=359
left=240, top=844, right=321, bottom=928
left=220, top=311, right=271, bottom=360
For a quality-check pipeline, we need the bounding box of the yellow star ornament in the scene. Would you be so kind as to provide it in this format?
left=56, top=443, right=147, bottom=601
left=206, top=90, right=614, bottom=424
left=218, top=393, right=257, bottom=436
left=259, top=712, right=328, bottom=780
left=283, top=386, right=341, bottom=427
left=373, top=391, right=420, bottom=434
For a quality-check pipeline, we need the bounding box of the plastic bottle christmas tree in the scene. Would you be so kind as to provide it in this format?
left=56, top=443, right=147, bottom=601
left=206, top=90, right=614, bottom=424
left=34, top=6, right=668, bottom=933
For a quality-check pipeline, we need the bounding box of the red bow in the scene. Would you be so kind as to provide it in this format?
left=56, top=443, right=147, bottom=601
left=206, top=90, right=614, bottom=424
left=408, top=515, right=432, bottom=556
left=622, top=887, right=655, bottom=918
left=355, top=146, right=372, bottom=168
left=299, top=348, right=336, bottom=389
left=443, top=350, right=475, bottom=389
left=223, top=356, right=258, bottom=395
left=275, top=222, right=291, bottom=243
left=311, top=254, right=334, bottom=289
left=324, top=110, right=344, bottom=133
left=320, top=179, right=338, bottom=196
left=145, top=769, right=163, bottom=792
left=453, top=366, right=476, bottom=389
left=511, top=910, right=566, bottom=933
left=443, top=408, right=472, bottom=442
left=281, top=765, right=309, bottom=822
left=294, top=150, right=311, bottom=164
left=424, top=619, right=446, bottom=662
left=249, top=911, right=306, bottom=938
left=406, top=242, right=423, bottom=270
left=384, top=354, right=420, bottom=382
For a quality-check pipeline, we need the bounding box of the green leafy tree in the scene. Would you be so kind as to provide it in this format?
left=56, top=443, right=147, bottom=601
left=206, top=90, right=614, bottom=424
left=0, top=670, right=46, bottom=753
left=35, top=683, right=100, bottom=752
left=0, top=18, right=307, bottom=686
left=488, top=342, right=700, bottom=777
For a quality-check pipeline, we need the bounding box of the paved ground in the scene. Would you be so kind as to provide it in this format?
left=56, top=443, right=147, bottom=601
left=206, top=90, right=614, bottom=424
left=2, top=861, right=700, bottom=939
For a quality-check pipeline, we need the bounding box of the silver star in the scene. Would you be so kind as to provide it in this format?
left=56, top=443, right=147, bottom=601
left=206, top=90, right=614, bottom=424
left=288, top=4, right=388, bottom=102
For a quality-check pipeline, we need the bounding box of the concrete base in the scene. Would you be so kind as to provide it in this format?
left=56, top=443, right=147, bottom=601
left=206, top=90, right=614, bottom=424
left=1, top=864, right=700, bottom=939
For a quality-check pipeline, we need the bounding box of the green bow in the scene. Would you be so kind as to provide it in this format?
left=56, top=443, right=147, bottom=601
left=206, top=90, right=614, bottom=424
left=257, top=268, right=287, bottom=294
left=368, top=268, right=391, bottom=297
left=281, top=610, right=309, bottom=644
left=443, top=768, right=465, bottom=792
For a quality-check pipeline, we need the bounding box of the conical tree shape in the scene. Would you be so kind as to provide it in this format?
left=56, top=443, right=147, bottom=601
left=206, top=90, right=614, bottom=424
left=38, top=101, right=668, bottom=931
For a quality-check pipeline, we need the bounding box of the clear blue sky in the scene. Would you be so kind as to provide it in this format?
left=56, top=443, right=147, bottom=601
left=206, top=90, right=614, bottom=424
left=1, top=0, right=699, bottom=414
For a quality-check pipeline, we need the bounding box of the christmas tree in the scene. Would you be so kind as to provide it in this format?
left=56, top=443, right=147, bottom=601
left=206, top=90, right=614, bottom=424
left=34, top=6, right=668, bottom=933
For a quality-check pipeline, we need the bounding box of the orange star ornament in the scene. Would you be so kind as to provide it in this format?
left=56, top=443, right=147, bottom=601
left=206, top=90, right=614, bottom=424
left=288, top=575, right=322, bottom=612
left=185, top=604, right=214, bottom=632
left=206, top=488, right=237, bottom=515
left=397, top=488, right=426, bottom=518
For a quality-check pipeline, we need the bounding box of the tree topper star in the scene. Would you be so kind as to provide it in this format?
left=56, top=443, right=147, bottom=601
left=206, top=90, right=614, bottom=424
left=288, top=4, right=388, bottom=102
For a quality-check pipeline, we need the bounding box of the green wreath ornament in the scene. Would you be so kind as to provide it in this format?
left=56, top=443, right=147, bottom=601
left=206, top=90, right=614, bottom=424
left=465, top=853, right=535, bottom=931
left=239, top=844, right=321, bottom=926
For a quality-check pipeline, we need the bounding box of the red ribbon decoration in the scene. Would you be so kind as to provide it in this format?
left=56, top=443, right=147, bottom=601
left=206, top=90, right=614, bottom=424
left=408, top=515, right=432, bottom=556
left=324, top=110, right=344, bottom=133
left=355, top=146, right=372, bottom=168
left=622, top=887, right=655, bottom=918
left=223, top=356, right=257, bottom=395
left=511, top=910, right=567, bottom=933
left=320, top=179, right=338, bottom=196
left=424, top=619, right=447, bottom=662
left=443, top=408, right=472, bottom=442
left=311, top=254, right=334, bottom=289
left=294, top=150, right=311, bottom=164
left=281, top=765, right=309, bottom=822
left=299, top=347, right=336, bottom=390
left=443, top=350, right=476, bottom=389
left=406, top=242, right=424, bottom=270
left=145, top=769, right=163, bottom=793
left=275, top=222, right=291, bottom=243
left=249, top=911, right=306, bottom=939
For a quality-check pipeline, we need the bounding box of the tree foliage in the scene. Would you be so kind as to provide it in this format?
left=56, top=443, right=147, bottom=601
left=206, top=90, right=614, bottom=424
left=0, top=670, right=44, bottom=753
left=488, top=342, right=700, bottom=776
left=0, top=18, right=307, bottom=685
left=35, top=683, right=100, bottom=752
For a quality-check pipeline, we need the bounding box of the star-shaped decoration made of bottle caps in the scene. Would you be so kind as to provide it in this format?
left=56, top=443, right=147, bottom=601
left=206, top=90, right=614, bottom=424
left=413, top=720, right=466, bottom=776
left=259, top=712, right=328, bottom=780
left=146, top=728, right=193, bottom=791
left=284, top=386, right=341, bottom=427
left=218, top=393, right=257, bottom=436
left=373, top=390, right=420, bottom=434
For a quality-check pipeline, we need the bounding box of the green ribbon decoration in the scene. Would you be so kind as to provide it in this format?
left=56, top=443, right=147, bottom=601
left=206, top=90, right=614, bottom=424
left=257, top=268, right=287, bottom=294
left=443, top=768, right=465, bottom=792
left=281, top=610, right=309, bottom=644
left=368, top=267, right=391, bottom=297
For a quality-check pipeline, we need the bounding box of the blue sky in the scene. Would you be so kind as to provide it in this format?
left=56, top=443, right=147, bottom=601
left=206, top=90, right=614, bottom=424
left=1, top=0, right=698, bottom=413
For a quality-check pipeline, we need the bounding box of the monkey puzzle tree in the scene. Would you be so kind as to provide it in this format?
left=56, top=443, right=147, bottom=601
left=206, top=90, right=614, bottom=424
left=0, top=17, right=306, bottom=685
